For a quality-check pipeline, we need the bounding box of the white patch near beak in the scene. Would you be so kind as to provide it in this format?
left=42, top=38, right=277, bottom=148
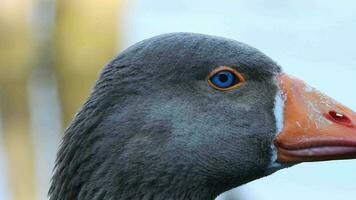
left=266, top=88, right=287, bottom=174
left=274, top=90, right=285, bottom=134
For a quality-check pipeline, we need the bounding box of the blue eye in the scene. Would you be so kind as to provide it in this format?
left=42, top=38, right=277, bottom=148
left=210, top=71, right=237, bottom=88
left=208, top=67, right=245, bottom=90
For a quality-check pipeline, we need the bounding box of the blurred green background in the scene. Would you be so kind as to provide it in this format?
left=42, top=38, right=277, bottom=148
left=0, top=1, right=355, bottom=200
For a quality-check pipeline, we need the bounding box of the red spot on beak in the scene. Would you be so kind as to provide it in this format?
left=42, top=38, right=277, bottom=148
left=327, top=111, right=353, bottom=127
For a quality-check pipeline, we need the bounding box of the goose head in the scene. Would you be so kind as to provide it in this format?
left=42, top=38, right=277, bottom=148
left=49, top=33, right=356, bottom=200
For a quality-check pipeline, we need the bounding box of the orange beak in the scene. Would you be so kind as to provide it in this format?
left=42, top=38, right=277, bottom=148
left=275, top=74, right=356, bottom=164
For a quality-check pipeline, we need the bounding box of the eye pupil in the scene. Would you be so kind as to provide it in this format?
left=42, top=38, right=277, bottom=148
left=219, top=74, right=228, bottom=82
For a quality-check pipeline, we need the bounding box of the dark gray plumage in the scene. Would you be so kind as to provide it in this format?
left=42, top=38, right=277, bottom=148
left=49, top=33, right=282, bottom=200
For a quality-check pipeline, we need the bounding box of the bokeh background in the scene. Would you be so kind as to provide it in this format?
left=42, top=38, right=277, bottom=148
left=0, top=0, right=355, bottom=200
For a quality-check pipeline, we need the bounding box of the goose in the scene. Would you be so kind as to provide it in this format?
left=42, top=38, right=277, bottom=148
left=49, top=33, right=356, bottom=200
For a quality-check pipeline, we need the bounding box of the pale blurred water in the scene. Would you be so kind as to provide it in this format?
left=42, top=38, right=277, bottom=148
left=124, top=0, right=356, bottom=199
left=28, top=69, right=62, bottom=200
left=0, top=99, right=11, bottom=200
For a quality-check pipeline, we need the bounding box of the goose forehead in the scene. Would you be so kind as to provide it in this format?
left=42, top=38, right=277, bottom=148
left=116, top=33, right=281, bottom=78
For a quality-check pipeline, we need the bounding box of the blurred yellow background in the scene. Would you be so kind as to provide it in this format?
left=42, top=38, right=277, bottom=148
left=0, top=0, right=124, bottom=200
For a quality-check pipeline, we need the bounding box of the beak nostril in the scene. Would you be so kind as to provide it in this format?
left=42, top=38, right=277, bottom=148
left=327, top=111, right=353, bottom=127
